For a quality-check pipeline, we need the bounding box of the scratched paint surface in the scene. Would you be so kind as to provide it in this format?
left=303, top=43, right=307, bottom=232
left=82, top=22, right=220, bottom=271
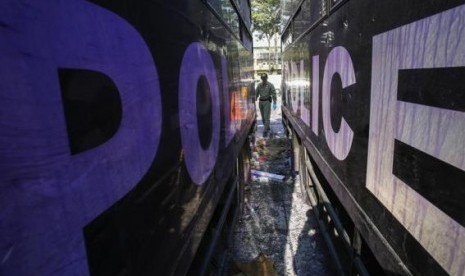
left=0, top=0, right=255, bottom=275
left=281, top=0, right=465, bottom=274
left=0, top=1, right=161, bottom=274
left=367, top=6, right=465, bottom=275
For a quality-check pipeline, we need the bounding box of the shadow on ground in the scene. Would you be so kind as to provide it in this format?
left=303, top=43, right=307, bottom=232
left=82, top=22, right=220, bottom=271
left=230, top=119, right=336, bottom=276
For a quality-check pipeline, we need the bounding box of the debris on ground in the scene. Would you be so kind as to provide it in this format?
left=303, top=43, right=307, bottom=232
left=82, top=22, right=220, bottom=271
left=230, top=118, right=337, bottom=276
left=230, top=253, right=278, bottom=276
left=250, top=169, right=285, bottom=182
left=251, top=137, right=293, bottom=176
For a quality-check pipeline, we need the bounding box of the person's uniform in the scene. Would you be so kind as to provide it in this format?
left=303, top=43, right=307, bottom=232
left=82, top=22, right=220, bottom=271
left=256, top=81, right=276, bottom=134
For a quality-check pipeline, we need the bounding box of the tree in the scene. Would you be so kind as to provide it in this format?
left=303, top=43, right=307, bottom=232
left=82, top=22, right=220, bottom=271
left=252, top=0, right=281, bottom=71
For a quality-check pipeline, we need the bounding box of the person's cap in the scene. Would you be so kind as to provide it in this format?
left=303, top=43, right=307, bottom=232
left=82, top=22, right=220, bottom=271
left=260, top=73, right=268, bottom=79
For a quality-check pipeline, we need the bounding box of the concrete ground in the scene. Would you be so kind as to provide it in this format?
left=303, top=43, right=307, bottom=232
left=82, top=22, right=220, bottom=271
left=230, top=100, right=336, bottom=275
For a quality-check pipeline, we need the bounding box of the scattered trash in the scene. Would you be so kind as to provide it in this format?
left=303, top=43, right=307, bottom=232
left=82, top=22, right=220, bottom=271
left=232, top=116, right=335, bottom=275
left=230, top=253, right=278, bottom=276
left=251, top=136, right=292, bottom=174
left=250, top=169, right=285, bottom=182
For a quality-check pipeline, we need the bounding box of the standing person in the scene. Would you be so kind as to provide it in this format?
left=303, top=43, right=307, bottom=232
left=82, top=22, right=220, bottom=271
left=256, top=73, right=277, bottom=137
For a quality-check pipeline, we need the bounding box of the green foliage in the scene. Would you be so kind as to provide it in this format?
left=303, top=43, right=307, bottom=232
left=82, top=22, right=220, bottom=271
left=251, top=0, right=281, bottom=41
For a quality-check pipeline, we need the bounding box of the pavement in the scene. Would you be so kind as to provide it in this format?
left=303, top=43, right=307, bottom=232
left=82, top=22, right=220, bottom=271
left=230, top=100, right=336, bottom=276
